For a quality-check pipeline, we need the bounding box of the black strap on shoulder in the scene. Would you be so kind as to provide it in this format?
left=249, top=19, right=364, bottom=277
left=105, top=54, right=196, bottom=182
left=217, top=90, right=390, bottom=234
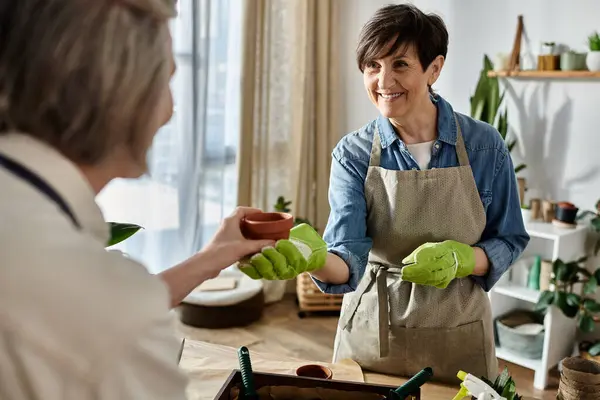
left=0, top=153, right=81, bottom=229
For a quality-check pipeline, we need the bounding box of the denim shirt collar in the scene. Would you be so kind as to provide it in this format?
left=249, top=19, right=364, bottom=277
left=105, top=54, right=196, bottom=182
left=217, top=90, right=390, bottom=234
left=376, top=94, right=458, bottom=149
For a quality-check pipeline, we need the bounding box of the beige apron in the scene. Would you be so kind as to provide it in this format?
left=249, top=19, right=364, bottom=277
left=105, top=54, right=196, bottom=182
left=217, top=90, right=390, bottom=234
left=332, top=114, right=497, bottom=385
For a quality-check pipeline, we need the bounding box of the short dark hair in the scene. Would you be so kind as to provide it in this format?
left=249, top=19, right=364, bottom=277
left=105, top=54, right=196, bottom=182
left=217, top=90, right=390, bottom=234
left=356, top=4, right=448, bottom=73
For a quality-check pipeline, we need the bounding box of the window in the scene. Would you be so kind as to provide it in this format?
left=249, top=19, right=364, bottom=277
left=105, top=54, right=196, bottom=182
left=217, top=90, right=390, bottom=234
left=97, top=0, right=242, bottom=273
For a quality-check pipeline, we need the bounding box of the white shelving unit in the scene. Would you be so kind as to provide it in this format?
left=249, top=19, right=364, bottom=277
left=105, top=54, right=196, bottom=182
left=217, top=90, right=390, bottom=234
left=489, top=220, right=589, bottom=390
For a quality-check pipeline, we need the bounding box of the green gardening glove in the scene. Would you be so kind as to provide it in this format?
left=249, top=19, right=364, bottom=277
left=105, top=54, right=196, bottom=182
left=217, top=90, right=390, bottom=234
left=400, top=240, right=475, bottom=289
left=237, top=223, right=327, bottom=280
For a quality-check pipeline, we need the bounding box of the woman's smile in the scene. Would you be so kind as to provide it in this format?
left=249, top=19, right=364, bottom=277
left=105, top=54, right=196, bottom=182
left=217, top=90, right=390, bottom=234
left=378, top=91, right=405, bottom=102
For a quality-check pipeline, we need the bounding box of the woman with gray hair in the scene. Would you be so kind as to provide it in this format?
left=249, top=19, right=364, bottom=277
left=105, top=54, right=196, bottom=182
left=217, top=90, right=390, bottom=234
left=0, top=1, right=273, bottom=398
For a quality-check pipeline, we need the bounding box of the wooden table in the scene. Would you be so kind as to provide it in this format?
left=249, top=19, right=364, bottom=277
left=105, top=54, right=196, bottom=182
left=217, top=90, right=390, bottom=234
left=180, top=339, right=462, bottom=399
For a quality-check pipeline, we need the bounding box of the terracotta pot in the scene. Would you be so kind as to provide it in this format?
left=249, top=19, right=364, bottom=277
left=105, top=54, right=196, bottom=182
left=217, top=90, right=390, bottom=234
left=241, top=212, right=294, bottom=241
left=295, top=364, right=333, bottom=380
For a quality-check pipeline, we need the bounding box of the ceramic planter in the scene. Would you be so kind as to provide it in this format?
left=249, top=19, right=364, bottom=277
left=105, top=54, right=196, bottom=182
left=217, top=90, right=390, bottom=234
left=561, top=52, right=587, bottom=71
left=555, top=202, right=579, bottom=224
left=241, top=212, right=294, bottom=240
left=587, top=51, right=600, bottom=71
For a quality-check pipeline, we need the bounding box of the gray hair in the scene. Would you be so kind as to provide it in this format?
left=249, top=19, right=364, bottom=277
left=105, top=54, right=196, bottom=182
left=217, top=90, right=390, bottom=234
left=0, top=0, right=176, bottom=165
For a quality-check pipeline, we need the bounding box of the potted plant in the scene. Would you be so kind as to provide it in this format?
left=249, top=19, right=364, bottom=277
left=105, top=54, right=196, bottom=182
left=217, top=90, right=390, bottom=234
left=586, top=31, right=600, bottom=71
left=577, top=199, right=600, bottom=256
left=470, top=55, right=527, bottom=204
left=534, top=257, right=600, bottom=358
left=478, top=367, right=523, bottom=400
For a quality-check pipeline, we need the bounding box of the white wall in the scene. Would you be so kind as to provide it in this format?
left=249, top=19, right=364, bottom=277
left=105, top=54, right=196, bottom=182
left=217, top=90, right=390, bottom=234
left=338, top=0, right=600, bottom=236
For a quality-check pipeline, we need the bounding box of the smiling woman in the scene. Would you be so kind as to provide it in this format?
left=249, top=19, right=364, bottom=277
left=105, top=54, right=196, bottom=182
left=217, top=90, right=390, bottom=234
left=305, top=2, right=530, bottom=386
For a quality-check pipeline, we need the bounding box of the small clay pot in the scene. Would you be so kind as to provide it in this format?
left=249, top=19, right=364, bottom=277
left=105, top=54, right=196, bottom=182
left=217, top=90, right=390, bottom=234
left=295, top=364, right=333, bottom=380
left=555, top=203, right=579, bottom=224
left=241, top=212, right=294, bottom=241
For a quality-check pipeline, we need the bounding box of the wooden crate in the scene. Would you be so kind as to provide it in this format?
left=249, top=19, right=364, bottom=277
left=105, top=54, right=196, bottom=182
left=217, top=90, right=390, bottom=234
left=296, top=273, right=344, bottom=316
left=214, top=369, right=419, bottom=399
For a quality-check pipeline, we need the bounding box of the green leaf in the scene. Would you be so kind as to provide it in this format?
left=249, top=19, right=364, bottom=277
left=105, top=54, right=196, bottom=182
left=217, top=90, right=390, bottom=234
left=588, top=342, right=600, bottom=356
left=595, top=268, right=600, bottom=283
left=592, top=217, right=600, bottom=231
left=513, top=164, right=526, bottom=174
left=584, top=275, right=598, bottom=295
left=553, top=259, right=566, bottom=276
left=556, top=292, right=579, bottom=318
left=584, top=299, right=600, bottom=313
left=107, top=222, right=142, bottom=247
left=577, top=210, right=598, bottom=221
left=556, top=261, right=576, bottom=282
left=535, top=290, right=555, bottom=311
left=578, top=314, right=596, bottom=333
left=566, top=293, right=582, bottom=307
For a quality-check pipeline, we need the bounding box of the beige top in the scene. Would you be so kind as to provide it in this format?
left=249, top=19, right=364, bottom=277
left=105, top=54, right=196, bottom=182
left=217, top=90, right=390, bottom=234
left=0, top=133, right=188, bottom=399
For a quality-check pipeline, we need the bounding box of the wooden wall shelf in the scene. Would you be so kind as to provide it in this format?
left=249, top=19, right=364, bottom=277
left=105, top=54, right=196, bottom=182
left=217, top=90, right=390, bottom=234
left=488, top=70, right=600, bottom=79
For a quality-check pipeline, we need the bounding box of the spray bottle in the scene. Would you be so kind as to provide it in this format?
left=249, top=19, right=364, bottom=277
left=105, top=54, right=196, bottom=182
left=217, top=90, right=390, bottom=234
left=452, top=370, right=507, bottom=400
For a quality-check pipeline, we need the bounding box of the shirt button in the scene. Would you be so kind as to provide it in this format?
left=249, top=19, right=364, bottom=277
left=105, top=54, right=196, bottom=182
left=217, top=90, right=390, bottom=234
left=435, top=143, right=440, bottom=149
left=412, top=167, right=417, bottom=170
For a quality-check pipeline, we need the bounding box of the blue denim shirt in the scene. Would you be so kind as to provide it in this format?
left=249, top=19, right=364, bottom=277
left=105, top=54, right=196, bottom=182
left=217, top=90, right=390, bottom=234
left=314, top=95, right=530, bottom=294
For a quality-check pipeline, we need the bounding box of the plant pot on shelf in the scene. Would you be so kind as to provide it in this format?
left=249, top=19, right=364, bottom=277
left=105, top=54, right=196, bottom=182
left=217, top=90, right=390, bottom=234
left=587, top=51, right=600, bottom=71
left=538, top=54, right=560, bottom=70
left=561, top=52, right=587, bottom=70
left=555, top=202, right=579, bottom=224
left=495, top=309, right=545, bottom=360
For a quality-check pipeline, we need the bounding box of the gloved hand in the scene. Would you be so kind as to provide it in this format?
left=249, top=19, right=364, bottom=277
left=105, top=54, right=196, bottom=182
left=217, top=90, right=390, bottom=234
left=237, top=223, right=327, bottom=280
left=400, top=240, right=475, bottom=289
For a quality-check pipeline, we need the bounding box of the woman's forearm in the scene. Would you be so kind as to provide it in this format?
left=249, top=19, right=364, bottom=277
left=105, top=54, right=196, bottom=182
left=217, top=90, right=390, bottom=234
left=310, top=252, right=351, bottom=285
left=471, top=246, right=490, bottom=277
left=158, top=250, right=220, bottom=309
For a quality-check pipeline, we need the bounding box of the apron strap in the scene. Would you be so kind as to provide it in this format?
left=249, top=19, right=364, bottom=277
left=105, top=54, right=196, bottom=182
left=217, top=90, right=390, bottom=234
left=454, top=114, right=470, bottom=167
left=339, top=263, right=402, bottom=358
left=368, top=126, right=383, bottom=167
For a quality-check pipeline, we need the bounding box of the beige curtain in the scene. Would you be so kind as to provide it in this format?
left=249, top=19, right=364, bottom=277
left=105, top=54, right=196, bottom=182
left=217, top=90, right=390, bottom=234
left=236, top=0, right=340, bottom=233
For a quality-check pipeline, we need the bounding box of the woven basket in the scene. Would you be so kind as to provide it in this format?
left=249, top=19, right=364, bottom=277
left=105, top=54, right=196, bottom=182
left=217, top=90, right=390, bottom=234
left=296, top=273, right=343, bottom=314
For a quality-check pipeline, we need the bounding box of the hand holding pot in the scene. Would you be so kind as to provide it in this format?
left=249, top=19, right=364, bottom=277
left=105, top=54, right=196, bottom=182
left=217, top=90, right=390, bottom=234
left=238, top=223, right=327, bottom=280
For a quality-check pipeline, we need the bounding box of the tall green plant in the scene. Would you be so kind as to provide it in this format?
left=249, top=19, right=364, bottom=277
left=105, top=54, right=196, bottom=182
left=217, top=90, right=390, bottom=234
left=470, top=55, right=526, bottom=174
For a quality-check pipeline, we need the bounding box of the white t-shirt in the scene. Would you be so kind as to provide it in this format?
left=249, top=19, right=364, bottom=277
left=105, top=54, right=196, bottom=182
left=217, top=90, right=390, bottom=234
left=0, top=133, right=188, bottom=399
left=406, top=140, right=435, bottom=170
